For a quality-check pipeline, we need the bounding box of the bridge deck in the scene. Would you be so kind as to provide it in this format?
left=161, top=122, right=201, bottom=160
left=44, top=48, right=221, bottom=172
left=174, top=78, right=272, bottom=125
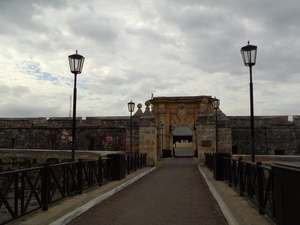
left=68, top=158, right=226, bottom=225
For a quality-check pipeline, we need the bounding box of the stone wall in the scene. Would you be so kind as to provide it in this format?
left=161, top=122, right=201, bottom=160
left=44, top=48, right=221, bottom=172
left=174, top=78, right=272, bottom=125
left=0, top=102, right=158, bottom=166
left=0, top=149, right=122, bottom=172
left=1, top=101, right=300, bottom=167
left=196, top=112, right=232, bottom=164
left=0, top=117, right=128, bottom=152
left=229, top=116, right=300, bottom=155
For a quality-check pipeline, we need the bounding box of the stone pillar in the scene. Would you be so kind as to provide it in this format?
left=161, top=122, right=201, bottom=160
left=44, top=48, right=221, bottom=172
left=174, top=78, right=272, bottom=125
left=138, top=101, right=157, bottom=167
left=196, top=113, right=232, bottom=165
left=218, top=126, right=232, bottom=153
left=196, top=115, right=215, bottom=165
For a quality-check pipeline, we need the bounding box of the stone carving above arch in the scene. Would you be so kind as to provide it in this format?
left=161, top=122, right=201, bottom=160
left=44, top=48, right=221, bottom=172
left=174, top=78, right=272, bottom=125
left=178, top=104, right=186, bottom=117
left=159, top=104, right=165, bottom=113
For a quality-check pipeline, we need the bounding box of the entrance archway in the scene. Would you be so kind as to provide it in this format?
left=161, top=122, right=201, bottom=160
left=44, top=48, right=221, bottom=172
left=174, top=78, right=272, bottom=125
left=173, top=125, right=193, bottom=157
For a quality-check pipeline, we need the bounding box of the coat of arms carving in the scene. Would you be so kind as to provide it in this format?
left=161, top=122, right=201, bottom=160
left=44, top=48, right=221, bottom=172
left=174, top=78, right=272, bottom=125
left=178, top=104, right=186, bottom=116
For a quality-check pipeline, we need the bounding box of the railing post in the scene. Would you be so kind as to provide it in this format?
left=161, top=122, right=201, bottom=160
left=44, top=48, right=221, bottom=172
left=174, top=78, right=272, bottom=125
left=66, top=164, right=70, bottom=195
left=142, top=153, right=147, bottom=167
left=130, top=154, right=134, bottom=171
left=222, top=157, right=227, bottom=180
left=77, top=159, right=83, bottom=195
left=213, top=153, right=231, bottom=181
left=227, top=158, right=232, bottom=187
left=256, top=162, right=264, bottom=215
left=238, top=157, right=243, bottom=196
left=98, top=157, right=103, bottom=186
left=134, top=153, right=137, bottom=171
left=41, top=163, right=50, bottom=211
left=141, top=154, right=143, bottom=167
left=107, top=154, right=126, bottom=180
left=126, top=154, right=130, bottom=174
left=21, top=171, right=25, bottom=214
left=139, top=154, right=142, bottom=169
left=14, top=172, right=19, bottom=217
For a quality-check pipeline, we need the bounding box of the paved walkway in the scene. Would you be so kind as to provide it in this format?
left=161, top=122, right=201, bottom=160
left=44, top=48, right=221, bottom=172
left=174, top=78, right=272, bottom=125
left=67, top=158, right=227, bottom=225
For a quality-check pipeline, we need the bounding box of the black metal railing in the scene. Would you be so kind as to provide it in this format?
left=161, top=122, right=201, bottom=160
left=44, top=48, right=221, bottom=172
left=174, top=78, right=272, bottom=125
left=0, top=153, right=147, bottom=225
left=125, top=153, right=147, bottom=174
left=205, top=154, right=275, bottom=222
left=223, top=157, right=275, bottom=220
left=204, top=153, right=214, bottom=171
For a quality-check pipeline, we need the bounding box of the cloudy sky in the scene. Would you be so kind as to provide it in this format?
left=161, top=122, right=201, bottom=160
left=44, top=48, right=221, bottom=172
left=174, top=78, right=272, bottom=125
left=1, top=0, right=300, bottom=119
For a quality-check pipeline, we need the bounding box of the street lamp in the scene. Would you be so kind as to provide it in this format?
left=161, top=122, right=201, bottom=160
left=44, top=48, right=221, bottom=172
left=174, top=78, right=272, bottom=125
left=240, top=41, right=257, bottom=163
left=127, top=100, right=135, bottom=154
left=212, top=97, right=220, bottom=153
left=68, top=50, right=85, bottom=161
left=158, top=121, right=164, bottom=158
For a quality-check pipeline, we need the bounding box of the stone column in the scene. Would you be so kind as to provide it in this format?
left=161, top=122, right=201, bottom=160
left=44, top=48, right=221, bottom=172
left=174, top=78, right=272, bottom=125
left=138, top=101, right=157, bottom=166
left=196, top=113, right=232, bottom=165
left=196, top=115, right=215, bottom=165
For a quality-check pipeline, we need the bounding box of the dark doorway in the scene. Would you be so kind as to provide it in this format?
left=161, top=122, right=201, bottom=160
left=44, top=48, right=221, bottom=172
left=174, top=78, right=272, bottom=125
left=173, top=136, right=193, bottom=157
left=172, top=125, right=193, bottom=157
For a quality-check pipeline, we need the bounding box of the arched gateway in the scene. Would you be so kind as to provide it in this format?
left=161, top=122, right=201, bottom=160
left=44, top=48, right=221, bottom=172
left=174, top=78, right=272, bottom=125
left=149, top=96, right=232, bottom=163
left=173, top=125, right=193, bottom=157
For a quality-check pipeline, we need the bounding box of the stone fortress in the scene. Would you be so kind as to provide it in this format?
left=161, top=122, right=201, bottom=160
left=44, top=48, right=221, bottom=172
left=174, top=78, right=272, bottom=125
left=0, top=95, right=300, bottom=165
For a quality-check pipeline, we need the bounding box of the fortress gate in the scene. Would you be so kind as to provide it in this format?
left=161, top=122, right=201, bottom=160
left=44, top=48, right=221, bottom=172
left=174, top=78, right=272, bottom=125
left=150, top=96, right=232, bottom=164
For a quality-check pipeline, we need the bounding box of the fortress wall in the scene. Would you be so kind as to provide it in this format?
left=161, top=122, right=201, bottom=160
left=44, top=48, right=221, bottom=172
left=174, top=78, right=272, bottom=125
left=0, top=117, right=129, bottom=152
left=229, top=116, right=300, bottom=155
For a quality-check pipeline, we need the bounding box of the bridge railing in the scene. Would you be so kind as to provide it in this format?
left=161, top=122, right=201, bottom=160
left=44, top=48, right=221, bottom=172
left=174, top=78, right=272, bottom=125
left=205, top=154, right=275, bottom=223
left=223, top=157, right=275, bottom=221
left=125, top=153, right=147, bottom=174
left=204, top=153, right=214, bottom=171
left=0, top=153, right=147, bottom=225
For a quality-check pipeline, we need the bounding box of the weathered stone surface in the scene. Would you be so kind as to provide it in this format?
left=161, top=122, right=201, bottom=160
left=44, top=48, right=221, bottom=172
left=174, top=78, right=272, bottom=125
left=0, top=118, right=128, bottom=152
left=230, top=116, right=300, bottom=155
left=0, top=149, right=121, bottom=172
left=138, top=126, right=157, bottom=166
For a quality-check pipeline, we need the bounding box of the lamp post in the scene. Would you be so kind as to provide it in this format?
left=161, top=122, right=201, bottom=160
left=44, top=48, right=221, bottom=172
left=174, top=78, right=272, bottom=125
left=127, top=100, right=135, bottom=154
left=212, top=97, right=220, bottom=153
left=68, top=50, right=85, bottom=161
left=240, top=41, right=257, bottom=163
left=158, top=121, right=164, bottom=158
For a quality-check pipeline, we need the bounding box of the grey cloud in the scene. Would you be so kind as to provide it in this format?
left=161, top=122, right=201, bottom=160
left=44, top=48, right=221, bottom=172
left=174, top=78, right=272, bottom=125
left=11, top=86, right=31, bottom=97
left=0, top=103, right=62, bottom=118
left=67, top=12, right=120, bottom=45
left=125, top=27, right=177, bottom=46
left=0, top=85, right=30, bottom=97
left=0, top=85, right=11, bottom=95
left=1, top=0, right=300, bottom=118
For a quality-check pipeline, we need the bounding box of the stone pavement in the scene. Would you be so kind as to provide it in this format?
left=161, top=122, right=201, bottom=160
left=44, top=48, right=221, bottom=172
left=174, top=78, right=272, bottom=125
left=67, top=158, right=227, bottom=225
left=8, top=158, right=275, bottom=225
